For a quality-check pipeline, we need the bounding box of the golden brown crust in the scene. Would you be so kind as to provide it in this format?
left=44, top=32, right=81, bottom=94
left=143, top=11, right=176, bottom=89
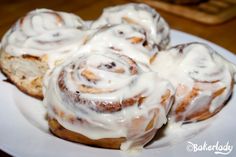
left=48, top=100, right=160, bottom=149
left=0, top=49, right=48, bottom=99
left=48, top=118, right=126, bottom=149
left=0, top=68, right=43, bottom=99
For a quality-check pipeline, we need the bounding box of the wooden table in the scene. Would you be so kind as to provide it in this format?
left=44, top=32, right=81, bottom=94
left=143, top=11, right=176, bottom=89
left=0, top=0, right=236, bottom=156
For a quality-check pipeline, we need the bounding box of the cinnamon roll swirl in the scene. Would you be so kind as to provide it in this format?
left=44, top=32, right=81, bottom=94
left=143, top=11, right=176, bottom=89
left=45, top=50, right=174, bottom=150
left=0, top=9, right=88, bottom=98
left=82, top=23, right=159, bottom=64
left=91, top=3, right=170, bottom=51
left=151, top=42, right=236, bottom=122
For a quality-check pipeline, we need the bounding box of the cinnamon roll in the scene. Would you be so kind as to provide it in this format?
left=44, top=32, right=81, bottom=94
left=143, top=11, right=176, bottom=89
left=91, top=3, right=170, bottom=51
left=45, top=50, right=174, bottom=150
left=82, top=23, right=159, bottom=64
left=151, top=42, right=236, bottom=122
left=0, top=9, right=88, bottom=99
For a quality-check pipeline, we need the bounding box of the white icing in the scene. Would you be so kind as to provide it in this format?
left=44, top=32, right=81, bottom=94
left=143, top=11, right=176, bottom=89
left=44, top=50, right=174, bottom=150
left=1, top=8, right=88, bottom=69
left=146, top=118, right=212, bottom=149
left=91, top=3, right=170, bottom=50
left=3, top=3, right=235, bottom=151
left=80, top=24, right=158, bottom=64
left=151, top=42, right=236, bottom=121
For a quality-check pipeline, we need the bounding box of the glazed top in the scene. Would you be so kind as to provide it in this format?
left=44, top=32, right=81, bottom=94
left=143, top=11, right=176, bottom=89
left=91, top=3, right=170, bottom=50
left=1, top=9, right=88, bottom=68
left=45, top=50, right=174, bottom=150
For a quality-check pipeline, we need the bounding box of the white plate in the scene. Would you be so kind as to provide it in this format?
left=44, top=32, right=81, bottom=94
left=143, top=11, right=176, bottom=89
left=0, top=30, right=236, bottom=157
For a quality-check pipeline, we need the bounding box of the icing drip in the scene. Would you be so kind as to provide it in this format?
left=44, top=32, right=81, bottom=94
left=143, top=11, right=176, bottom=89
left=44, top=50, right=174, bottom=150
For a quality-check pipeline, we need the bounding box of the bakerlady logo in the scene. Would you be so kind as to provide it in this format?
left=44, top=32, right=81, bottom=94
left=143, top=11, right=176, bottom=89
left=186, top=141, right=233, bottom=155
